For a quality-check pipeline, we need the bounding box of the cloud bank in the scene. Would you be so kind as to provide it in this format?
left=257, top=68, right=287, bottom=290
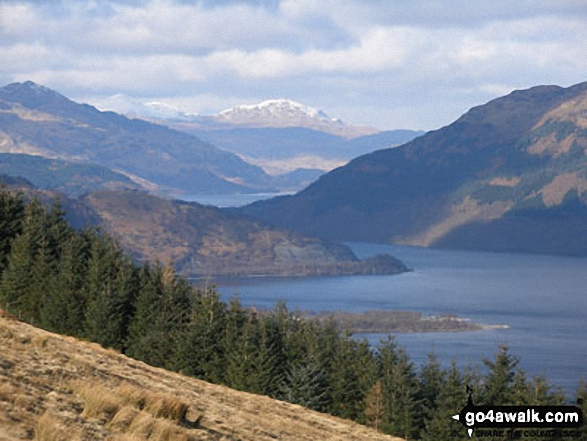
left=1, top=0, right=586, bottom=129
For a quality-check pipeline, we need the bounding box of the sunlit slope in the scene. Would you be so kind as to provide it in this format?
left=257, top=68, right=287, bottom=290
left=0, top=311, right=401, bottom=441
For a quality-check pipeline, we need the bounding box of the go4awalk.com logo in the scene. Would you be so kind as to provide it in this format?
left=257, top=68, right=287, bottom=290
left=452, top=387, right=584, bottom=438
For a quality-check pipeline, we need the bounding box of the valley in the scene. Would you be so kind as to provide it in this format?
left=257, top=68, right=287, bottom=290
left=239, top=82, right=587, bottom=257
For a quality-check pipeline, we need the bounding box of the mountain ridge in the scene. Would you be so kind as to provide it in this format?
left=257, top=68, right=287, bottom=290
left=0, top=81, right=276, bottom=195
left=95, top=94, right=380, bottom=139
left=238, top=81, right=587, bottom=256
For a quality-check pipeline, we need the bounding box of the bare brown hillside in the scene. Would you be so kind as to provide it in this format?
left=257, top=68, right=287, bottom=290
left=0, top=311, right=402, bottom=441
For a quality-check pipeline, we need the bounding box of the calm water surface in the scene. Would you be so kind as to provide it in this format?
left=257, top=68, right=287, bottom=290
left=175, top=192, right=290, bottom=207
left=215, top=243, right=587, bottom=394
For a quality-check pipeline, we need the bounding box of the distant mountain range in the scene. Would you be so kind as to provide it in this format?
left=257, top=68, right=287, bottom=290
left=0, top=81, right=279, bottom=195
left=99, top=96, right=379, bottom=138
left=97, top=95, right=424, bottom=175
left=239, top=81, right=587, bottom=257
left=0, top=82, right=422, bottom=194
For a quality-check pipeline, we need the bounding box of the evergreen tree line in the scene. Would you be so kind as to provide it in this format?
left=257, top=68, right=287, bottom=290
left=0, top=189, right=585, bottom=441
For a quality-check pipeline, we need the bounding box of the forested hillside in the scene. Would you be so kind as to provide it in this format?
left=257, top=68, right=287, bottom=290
left=1, top=188, right=585, bottom=440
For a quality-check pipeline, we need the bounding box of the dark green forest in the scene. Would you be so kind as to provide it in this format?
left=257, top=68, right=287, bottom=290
left=0, top=188, right=585, bottom=440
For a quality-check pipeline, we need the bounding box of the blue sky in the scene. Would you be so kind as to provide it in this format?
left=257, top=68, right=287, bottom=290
left=1, top=0, right=586, bottom=130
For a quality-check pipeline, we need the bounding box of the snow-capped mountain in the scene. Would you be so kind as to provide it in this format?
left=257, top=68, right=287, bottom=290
left=92, top=94, right=201, bottom=122
left=93, top=95, right=378, bottom=138
left=216, top=99, right=336, bottom=124
left=211, top=99, right=377, bottom=138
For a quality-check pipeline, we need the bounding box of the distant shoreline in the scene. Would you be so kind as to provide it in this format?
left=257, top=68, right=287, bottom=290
left=301, top=309, right=509, bottom=334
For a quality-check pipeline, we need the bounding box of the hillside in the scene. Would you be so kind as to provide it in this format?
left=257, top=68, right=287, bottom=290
left=81, top=190, right=408, bottom=277
left=0, top=81, right=274, bottom=195
left=109, top=96, right=422, bottom=182
left=239, top=82, right=587, bottom=256
left=0, top=153, right=141, bottom=197
left=0, top=311, right=401, bottom=441
left=181, top=127, right=423, bottom=175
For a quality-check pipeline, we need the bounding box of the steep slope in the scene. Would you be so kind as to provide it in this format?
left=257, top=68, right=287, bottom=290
left=94, top=95, right=422, bottom=190
left=81, top=190, right=408, bottom=277
left=173, top=126, right=422, bottom=190
left=239, top=82, right=587, bottom=256
left=0, top=81, right=274, bottom=195
left=0, top=153, right=141, bottom=197
left=0, top=311, right=401, bottom=441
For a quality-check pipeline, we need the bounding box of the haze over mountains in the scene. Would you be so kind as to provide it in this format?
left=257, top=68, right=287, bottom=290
left=0, top=81, right=414, bottom=277
left=240, top=81, right=587, bottom=257
left=4, top=79, right=587, bottom=258
left=98, top=95, right=424, bottom=175
left=0, top=82, right=422, bottom=194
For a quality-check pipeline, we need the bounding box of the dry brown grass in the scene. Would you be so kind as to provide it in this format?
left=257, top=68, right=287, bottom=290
left=71, top=381, right=193, bottom=440
left=0, top=383, right=15, bottom=403
left=72, top=382, right=123, bottom=420
left=33, top=412, right=67, bottom=441
left=1, top=314, right=401, bottom=440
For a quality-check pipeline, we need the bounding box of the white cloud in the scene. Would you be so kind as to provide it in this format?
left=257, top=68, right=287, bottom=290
left=1, top=0, right=586, bottom=130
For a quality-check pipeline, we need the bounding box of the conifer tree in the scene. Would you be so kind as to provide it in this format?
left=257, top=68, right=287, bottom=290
left=222, top=295, right=247, bottom=365
left=0, top=189, right=24, bottom=275
left=126, top=264, right=166, bottom=365
left=417, top=351, right=446, bottom=433
left=329, top=333, right=366, bottom=421
left=421, top=360, right=468, bottom=441
left=82, top=235, right=131, bottom=350
left=482, top=345, right=518, bottom=405
left=1, top=199, right=47, bottom=322
left=249, top=315, right=285, bottom=397
left=41, top=233, right=89, bottom=336
left=127, top=263, right=187, bottom=368
left=173, top=286, right=227, bottom=383
left=378, top=337, right=419, bottom=439
left=281, top=354, right=329, bottom=412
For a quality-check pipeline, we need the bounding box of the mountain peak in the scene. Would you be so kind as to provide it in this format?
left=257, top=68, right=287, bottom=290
left=1, top=81, right=59, bottom=97
left=217, top=99, right=336, bottom=124
left=0, top=81, right=73, bottom=113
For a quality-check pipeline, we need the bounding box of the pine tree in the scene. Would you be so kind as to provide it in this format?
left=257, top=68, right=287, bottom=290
left=173, top=286, right=227, bottom=383
left=482, top=345, right=519, bottom=405
left=418, top=351, right=446, bottom=434
left=281, top=354, right=329, bottom=412
left=0, top=189, right=24, bottom=275
left=1, top=199, right=47, bottom=323
left=40, top=234, right=87, bottom=335
left=82, top=236, right=131, bottom=350
left=329, top=333, right=366, bottom=421
left=421, top=360, right=469, bottom=441
left=249, top=314, right=285, bottom=397
left=378, top=336, right=419, bottom=439
left=126, top=264, right=186, bottom=368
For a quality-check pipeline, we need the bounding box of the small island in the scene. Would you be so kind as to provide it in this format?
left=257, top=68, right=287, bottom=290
left=303, top=309, right=508, bottom=334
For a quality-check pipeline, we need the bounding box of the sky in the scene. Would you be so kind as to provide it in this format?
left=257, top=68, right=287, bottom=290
left=1, top=0, right=586, bottom=131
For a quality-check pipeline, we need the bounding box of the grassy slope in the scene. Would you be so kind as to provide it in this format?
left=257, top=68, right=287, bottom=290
left=0, top=311, right=401, bottom=441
